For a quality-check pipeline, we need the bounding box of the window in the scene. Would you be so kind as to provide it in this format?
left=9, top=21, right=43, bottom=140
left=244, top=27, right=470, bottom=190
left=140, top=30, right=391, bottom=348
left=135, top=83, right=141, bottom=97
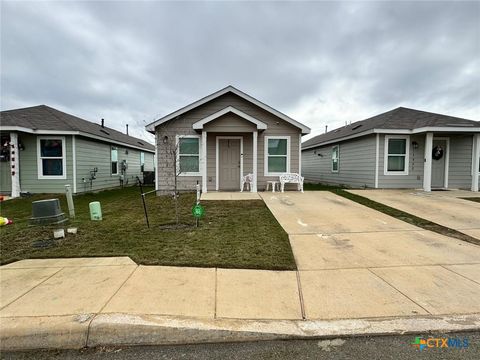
left=384, top=135, right=409, bottom=175
left=332, top=145, right=339, bottom=172
left=177, top=136, right=200, bottom=175
left=265, top=136, right=290, bottom=175
left=140, top=152, right=145, bottom=172
left=37, top=137, right=66, bottom=179
left=111, top=146, right=118, bottom=175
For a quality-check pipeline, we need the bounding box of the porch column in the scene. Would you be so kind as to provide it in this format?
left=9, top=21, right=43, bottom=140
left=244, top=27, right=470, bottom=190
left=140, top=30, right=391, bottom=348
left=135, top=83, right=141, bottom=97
left=472, top=134, right=480, bottom=192
left=252, top=130, right=258, bottom=192
left=10, top=132, right=21, bottom=198
left=202, top=131, right=207, bottom=193
left=423, top=132, right=433, bottom=192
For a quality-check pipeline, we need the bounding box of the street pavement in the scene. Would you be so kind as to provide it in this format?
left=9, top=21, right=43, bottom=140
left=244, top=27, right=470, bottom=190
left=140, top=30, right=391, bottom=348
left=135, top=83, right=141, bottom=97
left=2, top=331, right=479, bottom=360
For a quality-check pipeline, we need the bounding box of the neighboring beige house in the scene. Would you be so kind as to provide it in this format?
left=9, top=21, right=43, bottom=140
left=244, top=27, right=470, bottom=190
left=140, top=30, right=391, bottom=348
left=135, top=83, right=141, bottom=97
left=145, top=86, right=310, bottom=192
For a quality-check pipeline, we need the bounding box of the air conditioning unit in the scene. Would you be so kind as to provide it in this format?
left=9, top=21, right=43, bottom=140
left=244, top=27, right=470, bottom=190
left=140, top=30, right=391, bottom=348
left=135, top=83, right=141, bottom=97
left=29, top=199, right=67, bottom=225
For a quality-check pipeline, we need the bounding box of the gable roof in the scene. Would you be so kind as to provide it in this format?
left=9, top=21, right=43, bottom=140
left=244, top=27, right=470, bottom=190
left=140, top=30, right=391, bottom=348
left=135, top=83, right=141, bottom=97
left=302, top=107, right=480, bottom=150
left=0, top=105, right=155, bottom=152
left=192, top=106, right=267, bottom=130
left=145, top=85, right=311, bottom=135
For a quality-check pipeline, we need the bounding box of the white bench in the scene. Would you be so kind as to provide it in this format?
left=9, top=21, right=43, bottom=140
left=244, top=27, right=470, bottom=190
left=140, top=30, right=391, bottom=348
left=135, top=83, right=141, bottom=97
left=279, top=173, right=304, bottom=193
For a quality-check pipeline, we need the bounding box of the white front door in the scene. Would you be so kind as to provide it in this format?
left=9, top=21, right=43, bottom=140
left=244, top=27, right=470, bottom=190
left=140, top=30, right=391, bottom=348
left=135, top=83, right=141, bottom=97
left=431, top=139, right=447, bottom=188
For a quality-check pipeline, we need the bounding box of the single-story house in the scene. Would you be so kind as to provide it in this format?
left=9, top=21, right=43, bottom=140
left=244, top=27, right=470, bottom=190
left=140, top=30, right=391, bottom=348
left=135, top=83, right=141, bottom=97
left=0, top=105, right=155, bottom=197
left=302, top=107, right=480, bottom=192
left=145, top=86, right=311, bottom=192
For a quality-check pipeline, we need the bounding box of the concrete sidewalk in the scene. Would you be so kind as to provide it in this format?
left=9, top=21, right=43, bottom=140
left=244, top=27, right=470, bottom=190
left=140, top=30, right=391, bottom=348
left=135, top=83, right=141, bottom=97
left=2, top=256, right=480, bottom=350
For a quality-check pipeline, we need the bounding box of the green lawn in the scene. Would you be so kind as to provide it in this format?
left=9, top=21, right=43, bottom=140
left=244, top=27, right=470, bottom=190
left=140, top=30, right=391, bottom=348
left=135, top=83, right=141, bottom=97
left=461, top=197, right=480, bottom=203
left=0, top=187, right=296, bottom=270
left=305, top=183, right=480, bottom=246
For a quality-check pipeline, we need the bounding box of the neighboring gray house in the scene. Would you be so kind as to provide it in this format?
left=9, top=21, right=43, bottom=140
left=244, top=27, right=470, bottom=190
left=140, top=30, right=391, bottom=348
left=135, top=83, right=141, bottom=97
left=0, top=105, right=155, bottom=197
left=302, top=107, right=480, bottom=192
left=145, top=86, right=310, bottom=193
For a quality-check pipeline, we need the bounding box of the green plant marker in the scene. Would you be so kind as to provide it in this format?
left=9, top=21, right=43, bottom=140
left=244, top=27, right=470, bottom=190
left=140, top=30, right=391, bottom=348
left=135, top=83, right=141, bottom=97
left=192, top=204, right=205, bottom=218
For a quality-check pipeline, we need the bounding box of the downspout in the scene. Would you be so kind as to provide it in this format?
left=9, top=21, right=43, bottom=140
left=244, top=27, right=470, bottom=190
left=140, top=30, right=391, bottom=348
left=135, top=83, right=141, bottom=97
left=374, top=133, right=379, bottom=188
left=472, top=134, right=479, bottom=192
left=72, top=135, right=77, bottom=194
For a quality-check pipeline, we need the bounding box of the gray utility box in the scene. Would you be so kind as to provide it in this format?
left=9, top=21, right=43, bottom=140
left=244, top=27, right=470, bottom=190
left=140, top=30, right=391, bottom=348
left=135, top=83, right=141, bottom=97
left=29, top=199, right=67, bottom=225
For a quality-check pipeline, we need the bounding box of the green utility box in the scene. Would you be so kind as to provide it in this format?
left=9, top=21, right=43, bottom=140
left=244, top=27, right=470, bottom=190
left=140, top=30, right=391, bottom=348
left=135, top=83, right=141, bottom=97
left=89, top=201, right=102, bottom=221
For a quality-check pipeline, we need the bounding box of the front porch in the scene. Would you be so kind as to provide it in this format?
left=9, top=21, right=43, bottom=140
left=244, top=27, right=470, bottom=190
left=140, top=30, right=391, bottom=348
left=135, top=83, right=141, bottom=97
left=201, top=191, right=262, bottom=201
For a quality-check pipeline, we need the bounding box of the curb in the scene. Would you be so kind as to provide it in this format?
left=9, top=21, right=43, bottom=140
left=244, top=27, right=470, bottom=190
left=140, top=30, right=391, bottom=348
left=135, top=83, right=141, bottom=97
left=2, top=313, right=480, bottom=350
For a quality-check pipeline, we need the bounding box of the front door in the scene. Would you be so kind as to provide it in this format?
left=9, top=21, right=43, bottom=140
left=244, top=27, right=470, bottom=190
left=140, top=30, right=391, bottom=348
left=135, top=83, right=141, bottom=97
left=431, top=139, right=447, bottom=188
left=219, top=139, right=241, bottom=190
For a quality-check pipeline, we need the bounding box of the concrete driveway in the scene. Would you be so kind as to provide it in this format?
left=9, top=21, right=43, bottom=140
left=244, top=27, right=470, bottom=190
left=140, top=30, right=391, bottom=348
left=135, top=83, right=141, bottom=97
left=347, top=189, right=480, bottom=239
left=260, top=191, right=480, bottom=320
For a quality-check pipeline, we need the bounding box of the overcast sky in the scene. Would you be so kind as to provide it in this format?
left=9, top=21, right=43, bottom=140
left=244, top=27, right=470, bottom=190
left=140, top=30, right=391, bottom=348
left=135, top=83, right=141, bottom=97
left=1, top=1, right=479, bottom=142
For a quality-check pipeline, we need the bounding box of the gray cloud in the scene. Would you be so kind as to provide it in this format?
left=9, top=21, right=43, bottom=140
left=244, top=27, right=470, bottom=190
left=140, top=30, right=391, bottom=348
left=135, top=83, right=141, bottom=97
left=1, top=1, right=479, bottom=141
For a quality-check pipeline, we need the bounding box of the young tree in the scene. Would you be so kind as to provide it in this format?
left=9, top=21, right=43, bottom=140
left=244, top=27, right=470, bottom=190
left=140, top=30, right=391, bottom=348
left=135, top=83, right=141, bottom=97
left=155, top=116, right=193, bottom=225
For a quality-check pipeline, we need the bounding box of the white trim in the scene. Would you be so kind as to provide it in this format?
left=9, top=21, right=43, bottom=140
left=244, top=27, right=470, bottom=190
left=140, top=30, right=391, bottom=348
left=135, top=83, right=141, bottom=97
left=215, top=136, right=243, bottom=191
left=264, top=136, right=291, bottom=176
left=202, top=131, right=207, bottom=192
left=432, top=137, right=450, bottom=189
left=375, top=127, right=480, bottom=134
left=37, top=136, right=67, bottom=180
left=331, top=145, right=339, bottom=173
left=176, top=135, right=202, bottom=177
left=298, top=133, right=302, bottom=176
left=384, top=135, right=410, bottom=176
left=423, top=132, right=433, bottom=192
left=192, top=106, right=267, bottom=130
left=374, top=133, right=379, bottom=188
left=253, top=131, right=258, bottom=192
left=72, top=135, right=77, bottom=193
left=111, top=146, right=119, bottom=175
left=9, top=132, right=21, bottom=198
left=154, top=140, right=159, bottom=191
left=0, top=126, right=154, bottom=153
left=472, top=134, right=480, bottom=192
left=145, top=86, right=310, bottom=134
left=302, top=127, right=480, bottom=151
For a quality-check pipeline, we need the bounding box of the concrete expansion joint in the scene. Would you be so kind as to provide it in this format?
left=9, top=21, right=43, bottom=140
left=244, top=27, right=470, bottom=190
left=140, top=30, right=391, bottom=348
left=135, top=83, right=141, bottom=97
left=85, top=265, right=139, bottom=348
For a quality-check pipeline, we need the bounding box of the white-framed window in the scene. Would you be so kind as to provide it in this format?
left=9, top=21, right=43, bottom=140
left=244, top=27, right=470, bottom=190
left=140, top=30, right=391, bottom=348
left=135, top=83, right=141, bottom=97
left=111, top=146, right=118, bottom=175
left=140, top=151, right=145, bottom=172
left=176, top=135, right=201, bottom=176
left=37, top=136, right=66, bottom=179
left=331, top=145, right=339, bottom=173
left=264, top=136, right=290, bottom=176
left=384, top=135, right=410, bottom=175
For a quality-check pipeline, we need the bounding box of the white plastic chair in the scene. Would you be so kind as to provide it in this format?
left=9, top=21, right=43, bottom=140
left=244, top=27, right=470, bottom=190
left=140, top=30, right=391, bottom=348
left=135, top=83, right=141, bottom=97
left=241, top=173, right=254, bottom=192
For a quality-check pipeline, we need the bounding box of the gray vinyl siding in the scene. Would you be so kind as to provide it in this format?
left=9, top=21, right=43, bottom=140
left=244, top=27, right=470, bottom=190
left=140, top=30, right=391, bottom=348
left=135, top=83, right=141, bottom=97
left=302, top=135, right=376, bottom=188
left=155, top=92, right=302, bottom=192
left=377, top=134, right=424, bottom=189
left=143, top=152, right=155, bottom=172
left=204, top=113, right=256, bottom=133
left=0, top=157, right=12, bottom=194
left=378, top=133, right=476, bottom=189
left=17, top=133, right=74, bottom=193
left=75, top=136, right=149, bottom=193
left=447, top=134, right=474, bottom=189
left=302, top=132, right=478, bottom=190
left=0, top=132, right=154, bottom=195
